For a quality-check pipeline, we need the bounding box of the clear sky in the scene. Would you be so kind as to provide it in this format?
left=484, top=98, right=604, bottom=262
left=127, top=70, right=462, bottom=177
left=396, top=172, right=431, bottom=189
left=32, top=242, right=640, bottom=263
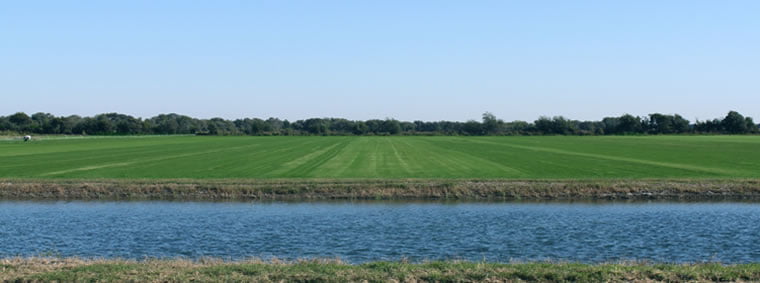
left=1, top=1, right=758, bottom=122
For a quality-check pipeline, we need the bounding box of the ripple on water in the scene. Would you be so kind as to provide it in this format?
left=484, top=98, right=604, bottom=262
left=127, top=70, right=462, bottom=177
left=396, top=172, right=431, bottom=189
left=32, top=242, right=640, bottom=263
left=0, top=201, right=759, bottom=263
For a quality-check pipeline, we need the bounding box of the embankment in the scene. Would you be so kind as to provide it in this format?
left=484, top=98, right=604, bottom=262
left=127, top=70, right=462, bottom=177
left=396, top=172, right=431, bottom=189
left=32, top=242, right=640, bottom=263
left=2, top=179, right=760, bottom=200
left=2, top=258, right=759, bottom=282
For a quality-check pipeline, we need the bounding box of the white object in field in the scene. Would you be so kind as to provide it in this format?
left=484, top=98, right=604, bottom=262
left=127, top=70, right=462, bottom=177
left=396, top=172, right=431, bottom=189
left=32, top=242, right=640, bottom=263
left=23, top=135, right=31, bottom=142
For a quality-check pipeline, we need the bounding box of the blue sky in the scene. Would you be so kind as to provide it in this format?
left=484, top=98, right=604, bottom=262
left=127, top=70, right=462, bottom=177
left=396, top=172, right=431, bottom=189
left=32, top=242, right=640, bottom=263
left=1, top=1, right=758, bottom=122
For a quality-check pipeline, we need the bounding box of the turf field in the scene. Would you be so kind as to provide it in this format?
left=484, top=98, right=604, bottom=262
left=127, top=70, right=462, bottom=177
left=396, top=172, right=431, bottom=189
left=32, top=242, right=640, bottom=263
left=0, top=135, right=759, bottom=179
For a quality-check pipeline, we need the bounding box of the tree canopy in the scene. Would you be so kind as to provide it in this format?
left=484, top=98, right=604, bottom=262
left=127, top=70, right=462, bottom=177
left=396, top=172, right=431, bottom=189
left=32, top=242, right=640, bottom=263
left=1, top=111, right=757, bottom=136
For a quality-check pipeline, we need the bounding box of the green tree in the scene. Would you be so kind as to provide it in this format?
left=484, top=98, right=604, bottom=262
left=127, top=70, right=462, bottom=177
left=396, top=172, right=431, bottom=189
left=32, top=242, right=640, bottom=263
left=31, top=112, right=57, bottom=133
left=304, top=118, right=329, bottom=135
left=721, top=111, right=747, bottom=134
left=381, top=119, right=402, bottom=135
left=746, top=117, right=758, bottom=133
left=461, top=120, right=483, bottom=135
left=482, top=112, right=502, bottom=135
left=672, top=114, right=690, bottom=133
left=352, top=121, right=369, bottom=135
left=8, top=112, right=32, bottom=132
left=617, top=114, right=643, bottom=134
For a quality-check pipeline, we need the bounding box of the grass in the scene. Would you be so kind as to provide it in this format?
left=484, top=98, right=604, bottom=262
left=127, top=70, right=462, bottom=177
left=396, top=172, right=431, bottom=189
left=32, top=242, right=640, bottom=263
left=1, top=135, right=760, bottom=179
left=3, top=258, right=760, bottom=282
left=3, top=137, right=760, bottom=280
left=3, top=178, right=760, bottom=200
left=3, top=135, right=760, bottom=199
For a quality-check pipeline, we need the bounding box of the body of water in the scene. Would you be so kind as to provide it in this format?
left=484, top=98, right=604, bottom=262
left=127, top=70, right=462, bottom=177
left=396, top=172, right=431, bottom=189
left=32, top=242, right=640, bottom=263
left=1, top=201, right=759, bottom=263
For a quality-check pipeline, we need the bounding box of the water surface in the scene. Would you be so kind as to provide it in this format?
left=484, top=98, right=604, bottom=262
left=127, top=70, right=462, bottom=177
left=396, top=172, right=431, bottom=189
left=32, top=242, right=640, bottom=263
left=1, top=201, right=759, bottom=263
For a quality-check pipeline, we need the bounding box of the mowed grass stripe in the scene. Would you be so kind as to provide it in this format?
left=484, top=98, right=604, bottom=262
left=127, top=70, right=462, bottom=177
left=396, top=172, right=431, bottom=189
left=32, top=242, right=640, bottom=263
left=460, top=137, right=741, bottom=176
left=15, top=136, right=239, bottom=177
left=76, top=137, right=333, bottom=178
left=277, top=138, right=351, bottom=177
left=386, top=138, right=412, bottom=174
left=311, top=137, right=522, bottom=178
left=496, top=136, right=760, bottom=173
left=1, top=136, right=759, bottom=179
left=12, top=137, right=246, bottom=178
left=0, top=136, right=200, bottom=158
left=0, top=138, right=217, bottom=177
left=414, top=136, right=734, bottom=178
left=411, top=138, right=526, bottom=178
left=226, top=137, right=335, bottom=177
left=40, top=142, right=265, bottom=176
left=308, top=138, right=364, bottom=177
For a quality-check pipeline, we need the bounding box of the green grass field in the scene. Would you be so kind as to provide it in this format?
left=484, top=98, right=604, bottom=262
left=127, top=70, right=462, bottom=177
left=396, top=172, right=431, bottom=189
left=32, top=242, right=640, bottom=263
left=1, top=135, right=759, bottom=179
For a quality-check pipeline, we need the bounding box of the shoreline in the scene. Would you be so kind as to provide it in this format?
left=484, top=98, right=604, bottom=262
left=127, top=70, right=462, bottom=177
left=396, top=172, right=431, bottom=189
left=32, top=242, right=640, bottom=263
left=2, top=258, right=759, bottom=282
left=2, top=178, right=760, bottom=201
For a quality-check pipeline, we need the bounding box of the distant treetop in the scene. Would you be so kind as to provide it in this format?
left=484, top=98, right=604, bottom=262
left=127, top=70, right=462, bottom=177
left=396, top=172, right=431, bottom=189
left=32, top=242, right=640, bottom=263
left=1, top=111, right=757, bottom=136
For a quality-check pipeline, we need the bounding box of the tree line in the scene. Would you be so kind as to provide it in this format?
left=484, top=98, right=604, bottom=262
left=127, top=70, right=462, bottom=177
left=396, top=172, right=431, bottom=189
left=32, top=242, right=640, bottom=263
left=0, top=111, right=757, bottom=136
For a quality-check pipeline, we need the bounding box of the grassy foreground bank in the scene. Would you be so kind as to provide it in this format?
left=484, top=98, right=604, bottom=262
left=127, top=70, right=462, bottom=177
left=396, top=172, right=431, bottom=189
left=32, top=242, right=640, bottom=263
left=3, top=258, right=760, bottom=282
left=2, top=179, right=760, bottom=200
